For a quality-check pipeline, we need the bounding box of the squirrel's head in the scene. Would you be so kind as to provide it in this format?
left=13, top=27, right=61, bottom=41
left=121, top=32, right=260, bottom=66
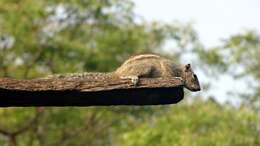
left=182, top=64, right=201, bottom=91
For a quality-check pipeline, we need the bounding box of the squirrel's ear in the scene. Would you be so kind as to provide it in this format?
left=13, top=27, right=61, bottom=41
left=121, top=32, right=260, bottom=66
left=185, top=64, right=191, bottom=71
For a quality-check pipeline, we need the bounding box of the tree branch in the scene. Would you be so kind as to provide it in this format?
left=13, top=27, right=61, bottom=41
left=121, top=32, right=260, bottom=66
left=0, top=128, right=10, bottom=136
left=0, top=108, right=43, bottom=146
left=13, top=108, right=43, bottom=136
left=0, top=73, right=184, bottom=106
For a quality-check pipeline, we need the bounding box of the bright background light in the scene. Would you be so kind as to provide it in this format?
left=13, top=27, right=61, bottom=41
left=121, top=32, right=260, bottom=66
left=133, top=0, right=260, bottom=47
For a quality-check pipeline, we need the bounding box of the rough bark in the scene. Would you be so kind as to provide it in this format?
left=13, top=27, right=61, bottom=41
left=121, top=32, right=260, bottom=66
left=0, top=74, right=184, bottom=106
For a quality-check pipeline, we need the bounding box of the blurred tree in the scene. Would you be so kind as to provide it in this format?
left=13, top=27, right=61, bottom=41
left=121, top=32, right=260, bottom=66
left=222, top=31, right=260, bottom=104
left=195, top=31, right=260, bottom=107
left=193, top=31, right=260, bottom=146
left=0, top=0, right=197, bottom=79
left=117, top=100, right=260, bottom=146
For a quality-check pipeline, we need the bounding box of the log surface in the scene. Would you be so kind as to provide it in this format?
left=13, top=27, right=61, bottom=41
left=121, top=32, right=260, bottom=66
left=0, top=74, right=184, bottom=106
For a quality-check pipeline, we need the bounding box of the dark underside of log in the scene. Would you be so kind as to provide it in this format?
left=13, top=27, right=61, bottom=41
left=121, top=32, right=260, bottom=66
left=0, top=74, right=184, bottom=107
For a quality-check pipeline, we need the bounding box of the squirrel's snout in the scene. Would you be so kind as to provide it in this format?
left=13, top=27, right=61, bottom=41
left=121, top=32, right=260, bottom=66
left=193, top=85, right=201, bottom=91
left=185, top=79, right=201, bottom=92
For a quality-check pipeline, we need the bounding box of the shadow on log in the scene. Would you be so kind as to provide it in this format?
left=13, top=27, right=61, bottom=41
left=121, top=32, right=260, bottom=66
left=0, top=74, right=184, bottom=107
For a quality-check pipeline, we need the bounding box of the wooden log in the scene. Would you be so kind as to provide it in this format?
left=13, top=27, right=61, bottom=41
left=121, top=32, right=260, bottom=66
left=0, top=74, right=184, bottom=106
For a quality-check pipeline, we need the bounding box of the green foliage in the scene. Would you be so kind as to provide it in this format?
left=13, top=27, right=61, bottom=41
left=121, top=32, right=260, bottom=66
left=223, top=31, right=260, bottom=78
left=195, top=47, right=228, bottom=72
left=0, top=0, right=259, bottom=146
left=117, top=100, right=260, bottom=146
left=0, top=0, right=199, bottom=78
left=0, top=0, right=163, bottom=78
left=195, top=31, right=260, bottom=104
left=0, top=108, right=35, bottom=131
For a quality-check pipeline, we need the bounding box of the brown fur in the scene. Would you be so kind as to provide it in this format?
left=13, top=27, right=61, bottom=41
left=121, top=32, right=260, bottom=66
left=115, top=54, right=200, bottom=91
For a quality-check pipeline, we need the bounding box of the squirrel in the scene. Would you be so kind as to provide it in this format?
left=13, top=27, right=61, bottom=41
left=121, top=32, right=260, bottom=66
left=114, top=54, right=201, bottom=91
left=43, top=54, right=200, bottom=91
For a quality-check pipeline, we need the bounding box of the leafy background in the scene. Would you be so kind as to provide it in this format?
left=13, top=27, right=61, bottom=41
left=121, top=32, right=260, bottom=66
left=0, top=0, right=259, bottom=146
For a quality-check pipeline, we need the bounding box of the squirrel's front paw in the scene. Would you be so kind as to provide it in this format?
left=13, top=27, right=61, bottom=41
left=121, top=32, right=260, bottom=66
left=174, top=77, right=183, bottom=82
left=120, top=76, right=139, bottom=86
left=131, top=76, right=139, bottom=86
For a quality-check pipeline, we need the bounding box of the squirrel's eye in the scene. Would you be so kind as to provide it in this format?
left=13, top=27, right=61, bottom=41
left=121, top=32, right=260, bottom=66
left=193, top=74, right=197, bottom=78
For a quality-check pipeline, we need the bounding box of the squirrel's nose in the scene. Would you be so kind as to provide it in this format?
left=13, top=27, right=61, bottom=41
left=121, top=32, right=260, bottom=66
left=196, top=86, right=201, bottom=91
